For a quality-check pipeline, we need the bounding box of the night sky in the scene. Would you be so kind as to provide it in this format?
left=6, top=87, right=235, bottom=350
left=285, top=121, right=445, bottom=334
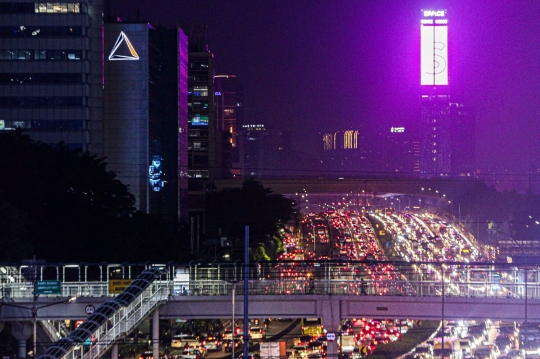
left=113, top=0, right=540, bottom=178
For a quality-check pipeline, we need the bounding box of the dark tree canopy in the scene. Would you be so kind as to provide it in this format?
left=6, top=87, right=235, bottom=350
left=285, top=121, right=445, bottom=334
left=205, top=179, right=297, bottom=243
left=0, top=130, right=188, bottom=263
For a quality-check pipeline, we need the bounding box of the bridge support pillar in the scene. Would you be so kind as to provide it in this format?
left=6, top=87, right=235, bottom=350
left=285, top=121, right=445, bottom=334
left=111, top=343, right=118, bottom=359
left=152, top=308, right=160, bottom=359
left=11, top=321, right=32, bottom=358
left=320, top=296, right=341, bottom=359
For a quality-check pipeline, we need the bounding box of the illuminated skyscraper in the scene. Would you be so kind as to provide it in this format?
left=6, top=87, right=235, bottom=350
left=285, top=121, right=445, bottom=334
left=104, top=23, right=188, bottom=223
left=419, top=10, right=475, bottom=177
left=420, top=9, right=448, bottom=86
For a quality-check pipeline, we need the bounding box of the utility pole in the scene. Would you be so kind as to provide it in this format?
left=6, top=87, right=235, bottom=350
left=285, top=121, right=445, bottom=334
left=243, top=225, right=250, bottom=359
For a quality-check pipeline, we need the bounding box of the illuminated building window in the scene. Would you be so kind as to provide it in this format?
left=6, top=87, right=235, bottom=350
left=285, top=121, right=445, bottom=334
left=188, top=170, right=209, bottom=178
left=35, top=3, right=80, bottom=13
left=192, top=86, right=208, bottom=96
left=0, top=26, right=82, bottom=37
left=0, top=49, right=82, bottom=61
left=0, top=119, right=83, bottom=130
left=0, top=73, right=83, bottom=85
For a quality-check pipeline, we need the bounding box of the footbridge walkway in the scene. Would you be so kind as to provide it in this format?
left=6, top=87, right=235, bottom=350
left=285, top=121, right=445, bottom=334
left=0, top=261, right=539, bottom=359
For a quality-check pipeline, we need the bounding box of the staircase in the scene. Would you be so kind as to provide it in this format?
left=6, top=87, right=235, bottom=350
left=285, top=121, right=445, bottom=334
left=39, top=268, right=168, bottom=359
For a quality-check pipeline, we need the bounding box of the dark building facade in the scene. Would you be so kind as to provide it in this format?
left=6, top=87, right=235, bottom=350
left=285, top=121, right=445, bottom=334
left=381, top=126, right=420, bottom=175
left=0, top=0, right=104, bottom=154
left=215, top=74, right=243, bottom=177
left=238, top=123, right=292, bottom=179
left=104, top=23, right=188, bottom=223
left=419, top=94, right=475, bottom=177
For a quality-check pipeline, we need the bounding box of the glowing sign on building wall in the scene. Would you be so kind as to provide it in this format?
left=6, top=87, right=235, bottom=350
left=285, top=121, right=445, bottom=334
left=190, top=115, right=208, bottom=126
left=420, top=10, right=448, bottom=85
left=109, top=31, right=139, bottom=60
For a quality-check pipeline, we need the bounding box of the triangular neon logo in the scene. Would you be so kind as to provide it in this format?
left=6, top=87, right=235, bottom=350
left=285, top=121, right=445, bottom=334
left=109, top=31, right=139, bottom=60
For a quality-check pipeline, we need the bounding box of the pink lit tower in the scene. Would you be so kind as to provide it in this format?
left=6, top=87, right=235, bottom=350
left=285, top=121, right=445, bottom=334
left=418, top=9, right=475, bottom=178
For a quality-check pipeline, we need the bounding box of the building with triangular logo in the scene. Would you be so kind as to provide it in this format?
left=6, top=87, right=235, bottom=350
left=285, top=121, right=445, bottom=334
left=109, top=31, right=139, bottom=60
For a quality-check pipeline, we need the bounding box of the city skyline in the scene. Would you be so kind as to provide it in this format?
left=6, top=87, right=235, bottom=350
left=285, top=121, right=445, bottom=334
left=112, top=0, right=540, bottom=183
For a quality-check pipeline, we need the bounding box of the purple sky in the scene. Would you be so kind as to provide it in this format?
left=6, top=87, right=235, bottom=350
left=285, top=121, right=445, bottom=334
left=113, top=0, right=540, bottom=177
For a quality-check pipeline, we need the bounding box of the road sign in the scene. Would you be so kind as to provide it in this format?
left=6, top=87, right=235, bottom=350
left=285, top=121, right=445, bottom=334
left=108, top=279, right=133, bottom=294
left=35, top=280, right=61, bottom=295
left=326, top=332, right=336, bottom=342
left=85, top=305, right=95, bottom=315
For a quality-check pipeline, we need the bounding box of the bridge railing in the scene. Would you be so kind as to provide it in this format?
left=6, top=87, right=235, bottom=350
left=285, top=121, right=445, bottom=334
left=0, top=282, right=110, bottom=299
left=3, top=261, right=540, bottom=299
left=171, top=278, right=540, bottom=299
left=3, top=278, right=540, bottom=299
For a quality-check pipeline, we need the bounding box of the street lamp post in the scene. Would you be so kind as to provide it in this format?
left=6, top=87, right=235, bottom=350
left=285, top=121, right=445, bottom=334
left=232, top=281, right=238, bottom=359
left=489, top=229, right=527, bottom=324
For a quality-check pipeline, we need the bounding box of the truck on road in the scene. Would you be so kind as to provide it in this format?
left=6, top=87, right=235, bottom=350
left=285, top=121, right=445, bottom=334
left=260, top=342, right=286, bottom=359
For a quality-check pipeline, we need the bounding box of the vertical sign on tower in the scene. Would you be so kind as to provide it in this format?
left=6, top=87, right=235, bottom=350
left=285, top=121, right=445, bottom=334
left=420, top=10, right=448, bottom=86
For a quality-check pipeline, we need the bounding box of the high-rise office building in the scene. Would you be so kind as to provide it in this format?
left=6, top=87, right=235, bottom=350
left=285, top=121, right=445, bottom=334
left=215, top=74, right=243, bottom=177
left=0, top=1, right=104, bottom=154
left=419, top=10, right=475, bottom=177
left=0, top=3, right=189, bottom=223
left=238, top=123, right=291, bottom=179
left=104, top=23, right=188, bottom=223
left=382, top=126, right=420, bottom=175
left=184, top=25, right=217, bottom=225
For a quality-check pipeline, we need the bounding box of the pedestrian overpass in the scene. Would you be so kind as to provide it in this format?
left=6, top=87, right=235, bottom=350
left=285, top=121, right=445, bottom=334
left=1, top=262, right=539, bottom=359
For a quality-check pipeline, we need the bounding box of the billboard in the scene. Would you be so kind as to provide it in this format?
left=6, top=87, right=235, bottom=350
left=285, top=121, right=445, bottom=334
left=420, top=10, right=448, bottom=86
left=190, top=114, right=208, bottom=126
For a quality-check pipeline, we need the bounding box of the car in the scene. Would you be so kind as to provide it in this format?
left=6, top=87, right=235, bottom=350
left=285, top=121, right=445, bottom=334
left=238, top=354, right=260, bottom=359
left=495, top=335, right=513, bottom=352
left=181, top=349, right=204, bottom=359
left=290, top=346, right=309, bottom=359
left=459, top=340, right=473, bottom=355
left=180, top=336, right=206, bottom=357
left=139, top=352, right=155, bottom=359
left=250, top=326, right=266, bottom=340
left=296, top=335, right=314, bottom=346
left=415, top=343, right=434, bottom=358
left=138, top=351, right=167, bottom=359
left=223, top=339, right=242, bottom=353
left=223, top=329, right=234, bottom=340
left=475, top=345, right=498, bottom=359
left=171, top=334, right=188, bottom=349
left=203, top=335, right=222, bottom=351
